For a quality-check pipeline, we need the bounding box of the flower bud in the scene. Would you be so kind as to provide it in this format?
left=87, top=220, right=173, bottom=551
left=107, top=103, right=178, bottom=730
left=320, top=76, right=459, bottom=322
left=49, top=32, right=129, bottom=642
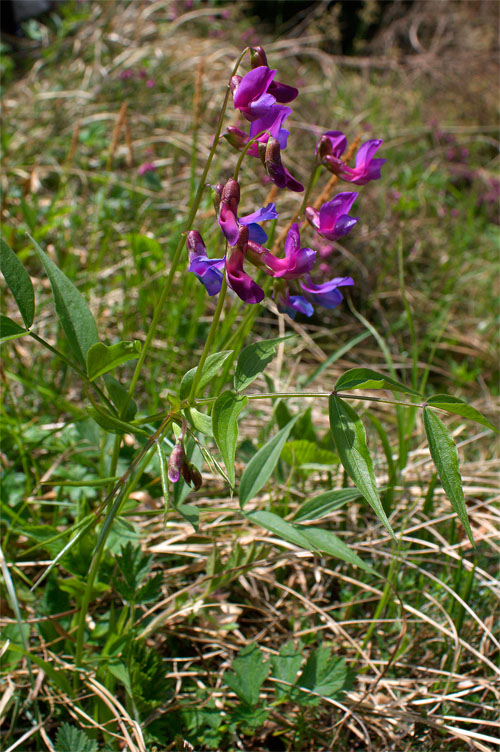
left=223, top=127, right=248, bottom=151
left=264, top=137, right=287, bottom=188
left=250, top=46, right=268, bottom=68
left=221, top=178, right=240, bottom=211
left=181, top=459, right=202, bottom=491
left=168, top=442, right=184, bottom=483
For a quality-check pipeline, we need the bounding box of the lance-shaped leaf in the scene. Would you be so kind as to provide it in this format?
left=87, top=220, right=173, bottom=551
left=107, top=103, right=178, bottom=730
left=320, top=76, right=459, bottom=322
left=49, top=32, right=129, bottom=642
left=213, top=390, right=248, bottom=487
left=423, top=407, right=474, bottom=545
left=293, top=488, right=362, bottom=522
left=234, top=335, right=293, bottom=392
left=0, top=237, right=35, bottom=328
left=0, top=315, right=29, bottom=343
left=426, top=394, right=498, bottom=433
left=180, top=350, right=233, bottom=400
left=329, top=396, right=393, bottom=537
left=246, top=510, right=369, bottom=570
left=335, top=367, right=421, bottom=397
left=239, top=415, right=299, bottom=507
left=30, top=235, right=98, bottom=365
left=86, top=340, right=141, bottom=381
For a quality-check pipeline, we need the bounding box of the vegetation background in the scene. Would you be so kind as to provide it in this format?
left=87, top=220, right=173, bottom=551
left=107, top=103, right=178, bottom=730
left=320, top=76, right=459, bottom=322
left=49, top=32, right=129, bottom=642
left=1, top=1, right=499, bottom=750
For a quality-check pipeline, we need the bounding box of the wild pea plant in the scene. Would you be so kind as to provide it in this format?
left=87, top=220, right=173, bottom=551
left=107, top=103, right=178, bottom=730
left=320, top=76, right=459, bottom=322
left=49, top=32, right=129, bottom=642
left=1, top=45, right=497, bottom=748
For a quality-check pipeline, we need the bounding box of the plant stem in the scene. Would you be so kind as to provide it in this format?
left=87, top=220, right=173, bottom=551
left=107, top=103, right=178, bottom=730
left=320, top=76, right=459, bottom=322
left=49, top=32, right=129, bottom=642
left=188, top=276, right=228, bottom=402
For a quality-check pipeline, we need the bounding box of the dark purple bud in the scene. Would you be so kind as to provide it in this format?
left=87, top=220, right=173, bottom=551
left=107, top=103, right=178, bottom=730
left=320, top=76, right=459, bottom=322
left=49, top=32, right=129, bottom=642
left=316, top=131, right=347, bottom=162
left=221, top=178, right=240, bottom=211
left=250, top=46, right=268, bottom=68
left=181, top=459, right=202, bottom=491
left=168, top=443, right=184, bottom=483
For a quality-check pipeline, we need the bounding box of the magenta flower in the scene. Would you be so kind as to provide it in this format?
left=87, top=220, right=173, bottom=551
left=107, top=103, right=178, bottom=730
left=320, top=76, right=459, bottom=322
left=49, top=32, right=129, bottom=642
left=305, top=192, right=359, bottom=241
left=231, top=66, right=277, bottom=122
left=256, top=223, right=316, bottom=279
left=187, top=231, right=225, bottom=296
left=137, top=162, right=156, bottom=175
left=249, top=47, right=299, bottom=103
left=323, top=139, right=386, bottom=185
left=299, top=275, right=354, bottom=309
left=119, top=68, right=134, bottom=80
left=226, top=227, right=265, bottom=304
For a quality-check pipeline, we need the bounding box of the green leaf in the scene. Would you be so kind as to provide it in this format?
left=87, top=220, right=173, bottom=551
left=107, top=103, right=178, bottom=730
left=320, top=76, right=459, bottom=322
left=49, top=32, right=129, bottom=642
left=299, top=527, right=371, bottom=571
left=426, top=394, right=498, bottom=433
left=293, top=488, right=362, bottom=522
left=329, top=396, right=394, bottom=537
left=281, top=439, right=338, bottom=468
left=335, top=367, right=421, bottom=397
left=0, top=236, right=35, bottom=327
left=296, top=647, right=348, bottom=702
left=224, top=643, right=270, bottom=706
left=234, top=335, right=293, bottom=392
left=88, top=407, right=148, bottom=437
left=55, top=722, right=98, bottom=752
left=8, top=644, right=73, bottom=697
left=30, top=234, right=98, bottom=365
left=104, top=374, right=137, bottom=421
left=239, top=415, right=299, bottom=507
left=185, top=407, right=213, bottom=436
left=423, top=407, right=474, bottom=545
left=180, top=350, right=233, bottom=400
left=86, top=340, right=141, bottom=381
left=213, top=390, right=248, bottom=487
left=247, top=510, right=368, bottom=569
left=270, top=641, right=304, bottom=699
left=0, top=315, right=29, bottom=343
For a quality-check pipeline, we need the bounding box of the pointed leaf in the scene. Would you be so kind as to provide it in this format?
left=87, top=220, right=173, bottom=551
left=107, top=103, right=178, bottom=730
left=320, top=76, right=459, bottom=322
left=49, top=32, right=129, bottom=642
left=104, top=375, right=137, bottom=421
left=180, top=350, right=233, bottom=400
left=87, top=407, right=148, bottom=438
left=184, top=407, right=213, bottom=436
left=213, top=390, right=248, bottom=486
left=86, top=340, right=141, bottom=381
left=0, top=315, right=29, bottom=343
left=270, top=642, right=303, bottom=699
left=426, top=394, right=498, bottom=433
left=299, top=527, right=371, bottom=570
left=297, top=647, right=347, bottom=700
left=335, top=367, right=421, bottom=397
left=30, top=235, right=98, bottom=365
left=423, top=407, right=474, bottom=545
left=0, top=236, right=35, bottom=327
left=239, top=415, right=299, bottom=507
left=329, top=396, right=393, bottom=537
left=234, top=335, right=293, bottom=392
left=293, top=488, right=362, bottom=522
left=246, top=510, right=313, bottom=549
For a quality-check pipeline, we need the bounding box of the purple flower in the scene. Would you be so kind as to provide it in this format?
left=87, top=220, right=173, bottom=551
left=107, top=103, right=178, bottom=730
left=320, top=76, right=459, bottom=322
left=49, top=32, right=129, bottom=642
left=187, top=231, right=225, bottom=296
left=325, top=139, right=386, bottom=185
left=262, top=137, right=304, bottom=193
left=138, top=162, right=156, bottom=175
left=216, top=179, right=277, bottom=245
left=231, top=66, right=277, bottom=122
left=225, top=105, right=291, bottom=157
left=249, top=47, right=299, bottom=103
left=305, top=192, right=359, bottom=241
left=119, top=68, right=134, bottom=80
left=257, top=223, right=316, bottom=279
left=316, top=130, right=347, bottom=162
left=300, top=275, right=354, bottom=309
left=277, top=289, right=314, bottom=318
left=168, top=443, right=184, bottom=483
left=226, top=227, right=265, bottom=304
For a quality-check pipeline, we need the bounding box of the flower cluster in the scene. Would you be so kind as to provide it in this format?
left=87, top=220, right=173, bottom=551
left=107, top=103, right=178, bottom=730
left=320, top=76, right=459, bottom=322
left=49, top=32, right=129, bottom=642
left=186, top=46, right=386, bottom=318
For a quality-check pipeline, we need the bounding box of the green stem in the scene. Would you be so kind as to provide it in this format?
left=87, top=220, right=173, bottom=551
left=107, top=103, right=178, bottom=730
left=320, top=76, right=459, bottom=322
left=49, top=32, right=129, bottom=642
left=188, top=276, right=228, bottom=402
left=296, top=163, right=321, bottom=219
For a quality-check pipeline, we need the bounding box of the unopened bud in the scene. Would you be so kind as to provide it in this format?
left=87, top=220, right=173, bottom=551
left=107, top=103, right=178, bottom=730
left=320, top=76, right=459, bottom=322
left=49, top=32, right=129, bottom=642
left=181, top=459, right=202, bottom=491
left=168, top=443, right=184, bottom=483
left=223, top=127, right=247, bottom=150
left=250, top=46, right=268, bottom=68
left=221, top=178, right=240, bottom=209
left=264, top=137, right=287, bottom=188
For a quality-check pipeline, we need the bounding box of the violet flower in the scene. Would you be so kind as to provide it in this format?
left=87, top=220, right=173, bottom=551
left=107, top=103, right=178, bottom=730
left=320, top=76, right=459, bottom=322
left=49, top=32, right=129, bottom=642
left=316, top=130, right=347, bottom=163
left=231, top=66, right=277, bottom=122
left=277, top=289, right=314, bottom=318
left=224, top=105, right=291, bottom=157
left=226, top=227, right=265, bottom=304
left=138, top=162, right=156, bottom=176
left=249, top=47, right=299, bottom=103
left=239, top=203, right=278, bottom=244
left=187, top=231, right=224, bottom=296
left=256, top=223, right=316, bottom=279
left=305, top=192, right=359, bottom=241
left=300, top=275, right=354, bottom=309
left=216, top=179, right=278, bottom=245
